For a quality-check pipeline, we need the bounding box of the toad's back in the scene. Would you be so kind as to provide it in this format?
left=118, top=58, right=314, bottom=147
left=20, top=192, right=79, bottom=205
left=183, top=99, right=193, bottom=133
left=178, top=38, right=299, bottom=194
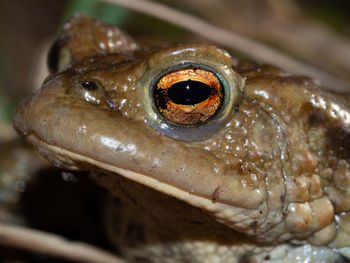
left=14, top=14, right=350, bottom=262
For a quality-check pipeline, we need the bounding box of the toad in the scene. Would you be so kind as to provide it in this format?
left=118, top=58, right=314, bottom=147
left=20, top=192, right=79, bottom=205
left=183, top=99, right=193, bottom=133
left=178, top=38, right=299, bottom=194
left=13, top=14, right=350, bottom=262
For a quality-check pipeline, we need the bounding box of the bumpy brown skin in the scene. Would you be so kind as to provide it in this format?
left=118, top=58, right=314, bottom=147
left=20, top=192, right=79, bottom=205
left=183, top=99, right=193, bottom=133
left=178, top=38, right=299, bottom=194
left=14, top=14, right=350, bottom=262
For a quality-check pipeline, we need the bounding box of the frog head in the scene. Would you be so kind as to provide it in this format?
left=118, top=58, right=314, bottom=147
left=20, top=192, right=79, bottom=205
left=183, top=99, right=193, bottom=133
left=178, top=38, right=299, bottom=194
left=15, top=15, right=349, bottom=251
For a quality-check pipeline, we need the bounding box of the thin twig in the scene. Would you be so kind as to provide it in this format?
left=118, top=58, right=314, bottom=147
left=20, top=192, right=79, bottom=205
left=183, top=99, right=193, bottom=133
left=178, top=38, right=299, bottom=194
left=0, top=222, right=125, bottom=263
left=101, top=0, right=349, bottom=92
left=184, top=0, right=350, bottom=81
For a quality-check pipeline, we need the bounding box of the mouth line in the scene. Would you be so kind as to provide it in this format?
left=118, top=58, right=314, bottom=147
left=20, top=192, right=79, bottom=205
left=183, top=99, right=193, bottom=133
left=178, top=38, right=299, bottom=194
left=25, top=133, right=223, bottom=211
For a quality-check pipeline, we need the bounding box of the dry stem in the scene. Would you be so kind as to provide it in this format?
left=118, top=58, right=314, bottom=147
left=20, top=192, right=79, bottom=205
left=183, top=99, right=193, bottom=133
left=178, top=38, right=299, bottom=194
left=102, top=0, right=349, bottom=92
left=0, top=222, right=125, bottom=263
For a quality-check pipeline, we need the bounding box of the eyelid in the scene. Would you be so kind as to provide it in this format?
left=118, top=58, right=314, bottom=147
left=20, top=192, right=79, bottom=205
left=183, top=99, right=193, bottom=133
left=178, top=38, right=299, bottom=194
left=157, top=68, right=218, bottom=89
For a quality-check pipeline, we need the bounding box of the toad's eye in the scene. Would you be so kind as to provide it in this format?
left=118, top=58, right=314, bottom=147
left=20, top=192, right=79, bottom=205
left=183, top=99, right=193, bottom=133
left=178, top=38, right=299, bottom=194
left=153, top=69, right=223, bottom=125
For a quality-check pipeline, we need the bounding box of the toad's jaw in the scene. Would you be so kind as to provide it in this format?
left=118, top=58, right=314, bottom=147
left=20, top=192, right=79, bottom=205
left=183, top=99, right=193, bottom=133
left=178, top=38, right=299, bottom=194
left=25, top=132, right=273, bottom=236
left=25, top=133, right=229, bottom=212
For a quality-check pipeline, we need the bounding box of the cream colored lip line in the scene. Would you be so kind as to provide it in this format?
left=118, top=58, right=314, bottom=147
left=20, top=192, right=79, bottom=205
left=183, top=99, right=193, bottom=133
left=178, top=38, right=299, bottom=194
left=26, top=133, right=228, bottom=209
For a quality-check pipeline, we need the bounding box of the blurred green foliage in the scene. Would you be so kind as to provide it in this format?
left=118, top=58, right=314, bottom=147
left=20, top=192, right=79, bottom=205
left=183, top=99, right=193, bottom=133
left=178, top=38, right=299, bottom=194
left=62, top=0, right=131, bottom=27
left=0, top=34, right=14, bottom=123
left=62, top=0, right=188, bottom=39
left=298, top=0, right=350, bottom=32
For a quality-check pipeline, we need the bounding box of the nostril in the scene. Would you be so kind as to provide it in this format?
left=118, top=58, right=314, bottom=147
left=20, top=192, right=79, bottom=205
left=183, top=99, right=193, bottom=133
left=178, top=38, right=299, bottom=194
left=80, top=81, right=98, bottom=91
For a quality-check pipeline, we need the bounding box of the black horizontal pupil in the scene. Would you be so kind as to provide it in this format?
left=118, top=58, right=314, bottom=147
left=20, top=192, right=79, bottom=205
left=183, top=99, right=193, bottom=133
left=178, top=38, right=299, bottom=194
left=168, top=80, right=211, bottom=105
left=81, top=81, right=98, bottom=91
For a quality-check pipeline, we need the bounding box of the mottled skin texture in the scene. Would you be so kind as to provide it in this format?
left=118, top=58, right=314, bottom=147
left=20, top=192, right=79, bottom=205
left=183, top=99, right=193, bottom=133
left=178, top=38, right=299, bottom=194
left=13, top=15, right=350, bottom=262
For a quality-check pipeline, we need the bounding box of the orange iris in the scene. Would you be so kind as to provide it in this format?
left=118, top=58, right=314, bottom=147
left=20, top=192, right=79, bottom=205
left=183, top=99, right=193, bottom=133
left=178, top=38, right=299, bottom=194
left=154, top=68, right=223, bottom=125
